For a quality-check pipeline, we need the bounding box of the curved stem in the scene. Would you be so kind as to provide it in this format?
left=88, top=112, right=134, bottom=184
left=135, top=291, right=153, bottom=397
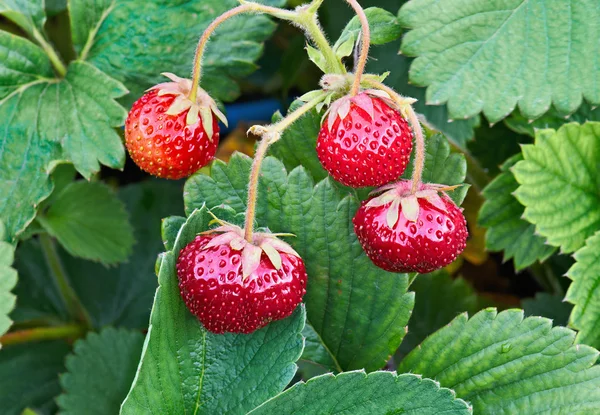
left=345, top=0, right=370, bottom=95
left=32, top=29, right=67, bottom=77
left=300, top=12, right=346, bottom=74
left=244, top=93, right=328, bottom=242
left=0, top=324, right=86, bottom=346
left=39, top=234, right=92, bottom=328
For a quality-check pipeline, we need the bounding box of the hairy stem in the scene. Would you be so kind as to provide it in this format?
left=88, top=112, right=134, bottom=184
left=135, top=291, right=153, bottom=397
left=32, top=29, right=67, bottom=77
left=244, top=93, right=328, bottom=242
left=345, top=0, right=370, bottom=95
left=39, top=234, right=92, bottom=328
left=0, top=324, right=86, bottom=346
left=405, top=106, right=426, bottom=193
left=299, top=10, right=346, bottom=74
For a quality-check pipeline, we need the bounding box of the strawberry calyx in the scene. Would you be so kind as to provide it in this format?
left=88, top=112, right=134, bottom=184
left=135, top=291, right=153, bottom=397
left=149, top=72, right=228, bottom=140
left=200, top=223, right=299, bottom=279
left=367, top=179, right=461, bottom=229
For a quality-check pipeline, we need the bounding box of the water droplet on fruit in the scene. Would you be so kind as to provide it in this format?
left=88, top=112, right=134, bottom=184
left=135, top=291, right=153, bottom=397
left=426, top=214, right=433, bottom=221
left=436, top=230, right=443, bottom=239
left=369, top=141, right=377, bottom=150
left=219, top=260, right=226, bottom=268
left=355, top=122, right=362, bottom=129
left=399, top=232, right=406, bottom=241
left=409, top=224, right=418, bottom=234
left=227, top=271, right=236, bottom=281
left=344, top=138, right=352, bottom=148
left=437, top=216, right=443, bottom=224
left=231, top=255, right=240, bottom=265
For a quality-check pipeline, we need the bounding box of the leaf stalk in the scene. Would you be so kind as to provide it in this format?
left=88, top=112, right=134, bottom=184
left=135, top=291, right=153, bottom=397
left=0, top=323, right=86, bottom=346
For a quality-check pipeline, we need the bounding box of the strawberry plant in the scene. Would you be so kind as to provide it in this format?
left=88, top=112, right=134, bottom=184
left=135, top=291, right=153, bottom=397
left=3, top=0, right=600, bottom=414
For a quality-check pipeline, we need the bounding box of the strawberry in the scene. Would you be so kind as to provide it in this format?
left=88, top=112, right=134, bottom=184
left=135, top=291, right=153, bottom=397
left=176, top=224, right=307, bottom=334
left=125, top=73, right=228, bottom=179
left=316, top=91, right=413, bottom=188
left=353, top=180, right=468, bottom=273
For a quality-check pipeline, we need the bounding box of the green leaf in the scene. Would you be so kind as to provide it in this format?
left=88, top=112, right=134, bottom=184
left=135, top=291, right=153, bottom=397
left=0, top=220, right=17, bottom=342
left=121, top=206, right=306, bottom=415
left=36, top=181, right=134, bottom=265
left=479, top=154, right=555, bottom=270
left=399, top=0, right=600, bottom=123
left=506, top=102, right=600, bottom=137
left=12, top=181, right=184, bottom=329
left=399, top=308, right=600, bottom=414
left=249, top=371, right=471, bottom=415
left=334, top=7, right=402, bottom=51
left=566, top=231, right=600, bottom=348
left=396, top=272, right=482, bottom=359
left=0, top=0, right=45, bottom=36
left=161, top=215, right=185, bottom=251
left=368, top=41, right=478, bottom=148
left=0, top=341, right=70, bottom=415
left=82, top=0, right=285, bottom=103
left=523, top=292, right=572, bottom=327
left=68, top=0, right=113, bottom=57
left=306, top=44, right=328, bottom=72
left=56, top=328, right=144, bottom=415
left=512, top=122, right=600, bottom=253
left=301, top=323, right=340, bottom=373
left=185, top=154, right=415, bottom=371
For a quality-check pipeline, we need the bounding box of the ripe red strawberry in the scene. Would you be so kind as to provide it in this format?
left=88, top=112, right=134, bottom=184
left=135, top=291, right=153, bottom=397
left=353, top=180, right=468, bottom=273
left=176, top=224, right=307, bottom=334
left=316, top=91, right=413, bottom=188
left=125, top=73, right=227, bottom=179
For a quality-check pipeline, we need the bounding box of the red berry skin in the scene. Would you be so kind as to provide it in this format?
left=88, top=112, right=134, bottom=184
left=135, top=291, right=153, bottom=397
left=176, top=234, right=307, bottom=334
left=125, top=89, right=219, bottom=180
left=353, top=196, right=468, bottom=273
left=316, top=96, right=413, bottom=188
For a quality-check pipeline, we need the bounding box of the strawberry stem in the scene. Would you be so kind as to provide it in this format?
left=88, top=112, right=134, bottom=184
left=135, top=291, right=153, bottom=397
left=243, top=93, right=328, bottom=242
left=405, top=106, right=426, bottom=194
left=0, top=324, right=86, bottom=346
left=345, top=0, right=370, bottom=96
left=32, top=28, right=67, bottom=77
left=189, top=1, right=344, bottom=102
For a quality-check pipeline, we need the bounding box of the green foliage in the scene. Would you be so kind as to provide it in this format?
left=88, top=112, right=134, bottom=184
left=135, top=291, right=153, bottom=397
left=396, top=272, right=482, bottom=359
left=57, top=328, right=144, bottom=414
left=12, top=181, right=183, bottom=329
left=399, top=309, right=600, bottom=414
left=399, top=0, right=600, bottom=123
left=301, top=323, right=340, bottom=372
left=566, top=231, right=600, bottom=348
left=185, top=154, right=414, bottom=372
left=249, top=371, right=471, bottom=415
left=513, top=122, right=600, bottom=253
left=0, top=341, right=70, bottom=415
left=479, top=154, right=555, bottom=270
left=0, top=0, right=45, bottom=36
left=0, top=221, right=17, bottom=342
left=523, top=293, right=572, bottom=327
left=334, top=7, right=402, bottom=52
left=506, top=102, right=600, bottom=137
left=83, top=0, right=285, bottom=103
left=36, top=181, right=134, bottom=265
left=121, top=207, right=306, bottom=414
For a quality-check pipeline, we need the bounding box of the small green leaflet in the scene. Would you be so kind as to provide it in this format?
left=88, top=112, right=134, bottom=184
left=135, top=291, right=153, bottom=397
left=0, top=341, right=70, bottom=415
left=566, top=231, right=600, bottom=349
left=249, top=371, right=471, bottom=415
left=523, top=292, right=572, bottom=327
left=78, top=0, right=286, bottom=103
left=301, top=323, right=340, bottom=373
left=57, top=328, right=144, bottom=415
left=396, top=272, right=482, bottom=359
left=512, top=122, right=600, bottom=253
left=184, top=154, right=415, bottom=372
left=479, top=154, right=555, bottom=270
left=0, top=220, right=17, bottom=344
left=0, top=0, right=45, bottom=36
left=334, top=7, right=403, bottom=57
left=399, top=308, right=600, bottom=414
left=120, top=207, right=306, bottom=415
left=36, top=181, right=134, bottom=265
left=506, top=102, right=600, bottom=137
left=399, top=0, right=600, bottom=123
left=12, top=181, right=184, bottom=329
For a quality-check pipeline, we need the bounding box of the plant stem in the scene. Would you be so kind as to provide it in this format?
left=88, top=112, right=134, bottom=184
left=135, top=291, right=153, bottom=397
left=39, top=234, right=92, bottom=328
left=244, top=93, right=328, bottom=242
left=405, top=106, right=426, bottom=194
left=0, top=324, right=86, bottom=346
left=344, top=0, right=370, bottom=96
left=32, top=29, right=67, bottom=77
left=190, top=1, right=344, bottom=101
